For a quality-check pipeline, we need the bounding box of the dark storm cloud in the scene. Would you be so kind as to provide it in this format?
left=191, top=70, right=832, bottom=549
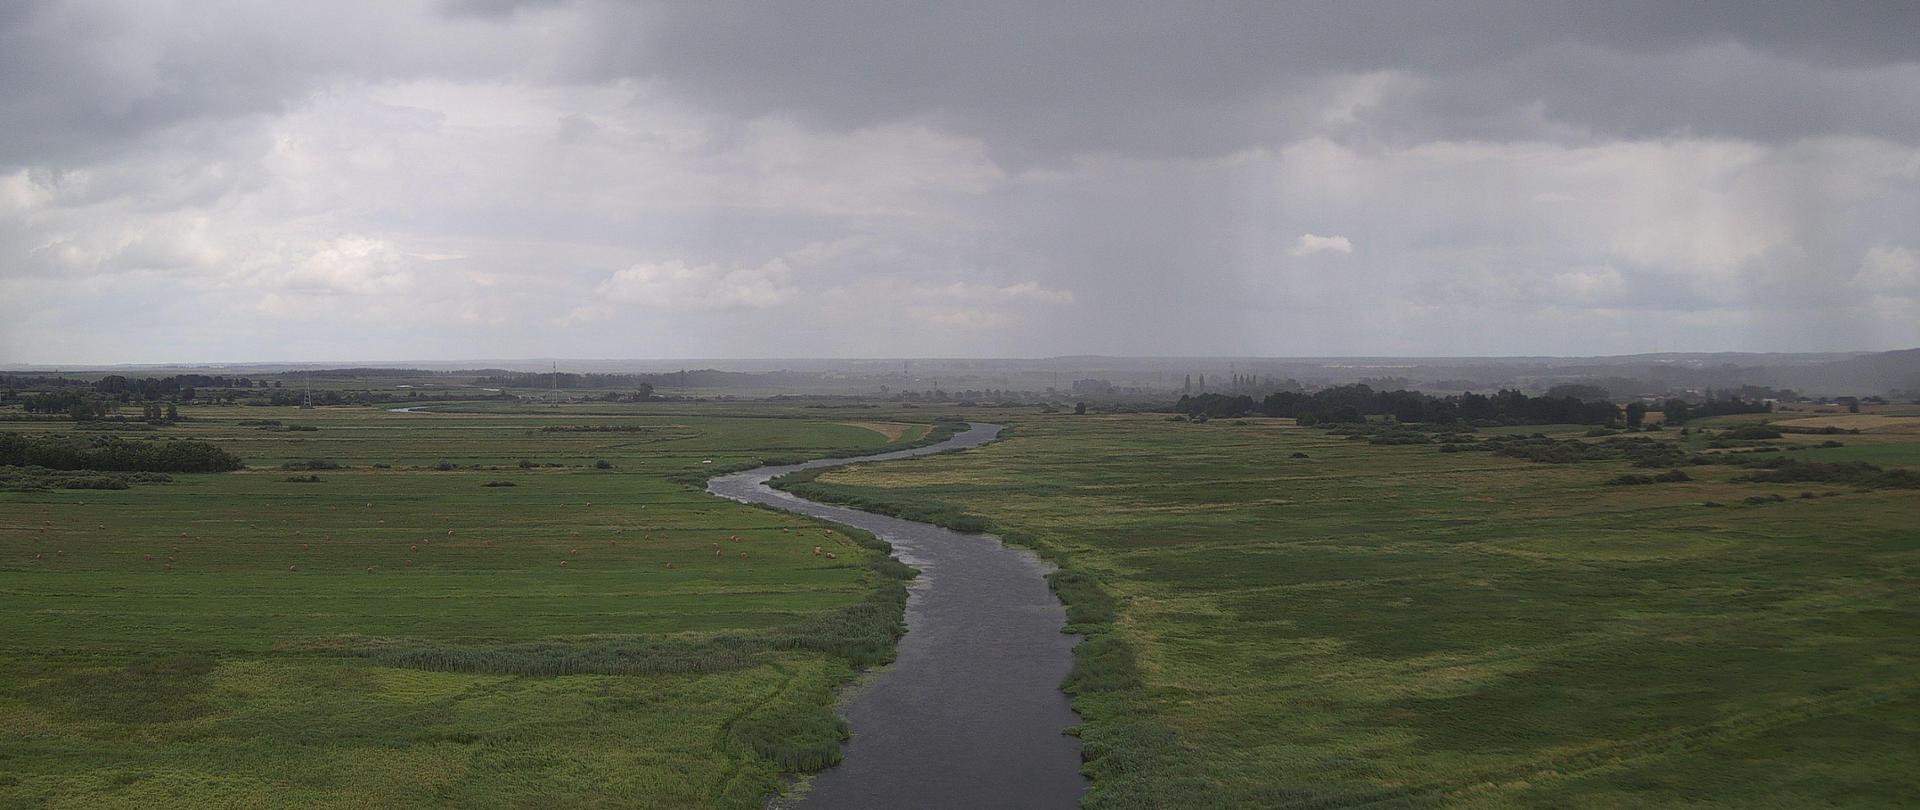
left=6, top=1, right=1914, bottom=170
left=615, top=0, right=1920, bottom=160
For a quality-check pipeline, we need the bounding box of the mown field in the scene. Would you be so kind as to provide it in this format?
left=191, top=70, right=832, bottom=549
left=0, top=404, right=937, bottom=808
left=797, top=411, right=1920, bottom=808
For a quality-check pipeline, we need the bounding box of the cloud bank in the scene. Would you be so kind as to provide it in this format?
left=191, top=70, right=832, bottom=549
left=2, top=1, right=1917, bottom=362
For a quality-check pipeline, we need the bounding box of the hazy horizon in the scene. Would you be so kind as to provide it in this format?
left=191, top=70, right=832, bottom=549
left=5, top=2, right=1919, bottom=363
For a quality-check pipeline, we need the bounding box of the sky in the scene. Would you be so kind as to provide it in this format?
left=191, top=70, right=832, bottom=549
left=2, top=1, right=1918, bottom=364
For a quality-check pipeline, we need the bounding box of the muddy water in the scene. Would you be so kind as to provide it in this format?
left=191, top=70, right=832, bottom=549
left=707, top=423, right=1087, bottom=809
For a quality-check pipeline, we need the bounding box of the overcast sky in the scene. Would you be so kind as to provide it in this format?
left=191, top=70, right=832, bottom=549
left=3, top=1, right=1918, bottom=363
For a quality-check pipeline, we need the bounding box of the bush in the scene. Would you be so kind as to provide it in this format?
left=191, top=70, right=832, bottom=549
left=594, top=459, right=613, bottom=469
left=1721, top=425, right=1784, bottom=440
left=1064, top=634, right=1142, bottom=693
left=1048, top=569, right=1118, bottom=626
left=0, top=432, right=242, bottom=473
left=432, top=461, right=456, bottom=471
left=517, top=459, right=536, bottom=469
left=282, top=474, right=322, bottom=483
left=1606, top=468, right=1691, bottom=486
left=1732, top=460, right=1919, bottom=489
left=482, top=480, right=516, bottom=487
left=281, top=458, right=342, bottom=470
left=285, top=424, right=319, bottom=432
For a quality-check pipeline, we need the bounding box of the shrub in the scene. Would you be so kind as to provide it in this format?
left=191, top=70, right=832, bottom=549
left=517, top=459, right=536, bottom=469
left=282, top=474, right=322, bottom=483
left=1733, top=460, right=1919, bottom=489
left=482, top=480, right=516, bottom=487
left=1048, top=569, right=1118, bottom=626
left=281, top=458, right=342, bottom=470
left=1064, top=634, right=1142, bottom=693
left=1607, top=468, right=1691, bottom=486
left=1722, top=425, right=1784, bottom=440
left=594, top=459, right=613, bottom=469
left=0, top=432, right=242, bottom=473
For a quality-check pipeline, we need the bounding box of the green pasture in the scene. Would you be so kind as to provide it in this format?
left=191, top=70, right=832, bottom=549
left=0, top=404, right=924, bottom=808
left=804, top=413, right=1920, bottom=808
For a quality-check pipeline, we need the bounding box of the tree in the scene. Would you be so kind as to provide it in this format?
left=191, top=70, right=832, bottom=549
left=166, top=402, right=180, bottom=421
left=1545, top=383, right=1610, bottom=402
left=1625, top=402, right=1646, bottom=428
left=1073, top=402, right=1087, bottom=415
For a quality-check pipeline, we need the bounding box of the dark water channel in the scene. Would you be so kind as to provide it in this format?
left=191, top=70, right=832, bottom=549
left=707, top=423, right=1087, bottom=809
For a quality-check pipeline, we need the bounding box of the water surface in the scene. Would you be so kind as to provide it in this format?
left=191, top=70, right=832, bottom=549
left=708, top=423, right=1087, bottom=810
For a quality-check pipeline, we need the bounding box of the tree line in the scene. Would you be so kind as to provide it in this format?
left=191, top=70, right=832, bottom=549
left=1172, top=384, right=1772, bottom=427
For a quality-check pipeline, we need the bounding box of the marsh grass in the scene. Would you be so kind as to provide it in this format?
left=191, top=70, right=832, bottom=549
left=796, top=411, right=1920, bottom=808
left=0, top=404, right=938, bottom=808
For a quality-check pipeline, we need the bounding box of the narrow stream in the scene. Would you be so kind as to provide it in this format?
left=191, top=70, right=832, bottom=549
left=708, top=423, right=1088, bottom=809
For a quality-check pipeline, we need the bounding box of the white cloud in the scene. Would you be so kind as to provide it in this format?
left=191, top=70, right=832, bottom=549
left=914, top=307, right=1011, bottom=330
left=1288, top=233, right=1353, bottom=257
left=593, top=258, right=796, bottom=311
left=910, top=280, right=1076, bottom=304
left=1852, top=245, right=1920, bottom=291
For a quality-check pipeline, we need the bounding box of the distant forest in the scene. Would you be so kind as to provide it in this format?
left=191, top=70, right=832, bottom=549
left=1173, top=384, right=1771, bottom=426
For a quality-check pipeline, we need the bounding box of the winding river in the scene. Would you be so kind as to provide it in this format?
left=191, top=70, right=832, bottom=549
left=708, top=423, right=1087, bottom=809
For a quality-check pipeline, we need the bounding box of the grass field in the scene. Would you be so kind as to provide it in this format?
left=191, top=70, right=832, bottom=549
left=0, top=404, right=933, bottom=808
left=796, top=412, right=1920, bottom=808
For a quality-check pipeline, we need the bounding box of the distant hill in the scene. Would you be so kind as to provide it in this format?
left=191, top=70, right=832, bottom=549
left=1754, top=348, right=1920, bottom=396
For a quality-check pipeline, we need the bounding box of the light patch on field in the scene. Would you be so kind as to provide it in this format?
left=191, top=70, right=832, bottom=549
left=1484, top=533, right=1736, bottom=563
left=838, top=421, right=919, bottom=441
left=1774, top=414, right=1920, bottom=433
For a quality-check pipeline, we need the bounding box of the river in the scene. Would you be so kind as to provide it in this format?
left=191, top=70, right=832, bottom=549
left=707, top=423, right=1087, bottom=809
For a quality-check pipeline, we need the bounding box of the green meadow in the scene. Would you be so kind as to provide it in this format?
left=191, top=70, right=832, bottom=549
left=796, top=412, right=1920, bottom=808
left=0, top=404, right=934, bottom=808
